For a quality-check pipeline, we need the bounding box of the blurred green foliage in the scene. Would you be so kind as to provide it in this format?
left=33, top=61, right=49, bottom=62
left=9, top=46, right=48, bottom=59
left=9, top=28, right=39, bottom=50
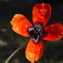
left=0, top=0, right=63, bottom=63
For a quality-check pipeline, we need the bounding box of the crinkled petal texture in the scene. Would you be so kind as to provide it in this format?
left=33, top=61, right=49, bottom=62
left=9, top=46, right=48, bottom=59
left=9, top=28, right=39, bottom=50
left=25, top=39, right=44, bottom=63
left=32, top=3, right=51, bottom=26
left=10, top=14, right=33, bottom=37
left=43, top=23, right=63, bottom=41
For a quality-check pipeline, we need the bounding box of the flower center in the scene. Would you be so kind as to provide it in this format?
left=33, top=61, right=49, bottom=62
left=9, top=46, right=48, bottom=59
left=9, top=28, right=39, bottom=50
left=28, top=23, right=45, bottom=43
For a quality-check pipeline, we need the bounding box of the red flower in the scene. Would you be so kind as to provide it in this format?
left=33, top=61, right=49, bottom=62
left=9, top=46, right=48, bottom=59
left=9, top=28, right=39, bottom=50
left=10, top=3, right=63, bottom=63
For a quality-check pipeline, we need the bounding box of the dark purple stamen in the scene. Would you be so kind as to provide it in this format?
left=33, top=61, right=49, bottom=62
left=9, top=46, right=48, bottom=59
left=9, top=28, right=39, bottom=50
left=28, top=23, right=45, bottom=43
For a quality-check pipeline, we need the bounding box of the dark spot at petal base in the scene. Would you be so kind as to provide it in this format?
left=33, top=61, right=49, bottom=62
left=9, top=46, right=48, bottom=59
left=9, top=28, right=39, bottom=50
left=28, top=23, right=46, bottom=43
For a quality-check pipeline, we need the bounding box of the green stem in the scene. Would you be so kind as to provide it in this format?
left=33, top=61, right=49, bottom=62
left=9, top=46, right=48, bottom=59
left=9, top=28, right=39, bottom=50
left=5, top=39, right=29, bottom=63
left=5, top=47, right=21, bottom=63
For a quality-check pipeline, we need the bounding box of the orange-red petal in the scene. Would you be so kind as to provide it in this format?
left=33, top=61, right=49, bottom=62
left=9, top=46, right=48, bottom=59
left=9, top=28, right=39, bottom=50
left=43, top=23, right=63, bottom=41
left=10, top=14, right=33, bottom=37
left=25, top=39, right=44, bottom=63
left=32, top=3, right=51, bottom=26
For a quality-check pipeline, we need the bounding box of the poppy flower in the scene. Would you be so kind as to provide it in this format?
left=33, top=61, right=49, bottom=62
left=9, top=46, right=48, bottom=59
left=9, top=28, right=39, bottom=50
left=10, top=3, right=63, bottom=63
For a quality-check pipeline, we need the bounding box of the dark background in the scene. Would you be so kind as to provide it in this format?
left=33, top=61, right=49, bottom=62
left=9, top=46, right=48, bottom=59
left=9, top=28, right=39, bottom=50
left=0, top=0, right=63, bottom=63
